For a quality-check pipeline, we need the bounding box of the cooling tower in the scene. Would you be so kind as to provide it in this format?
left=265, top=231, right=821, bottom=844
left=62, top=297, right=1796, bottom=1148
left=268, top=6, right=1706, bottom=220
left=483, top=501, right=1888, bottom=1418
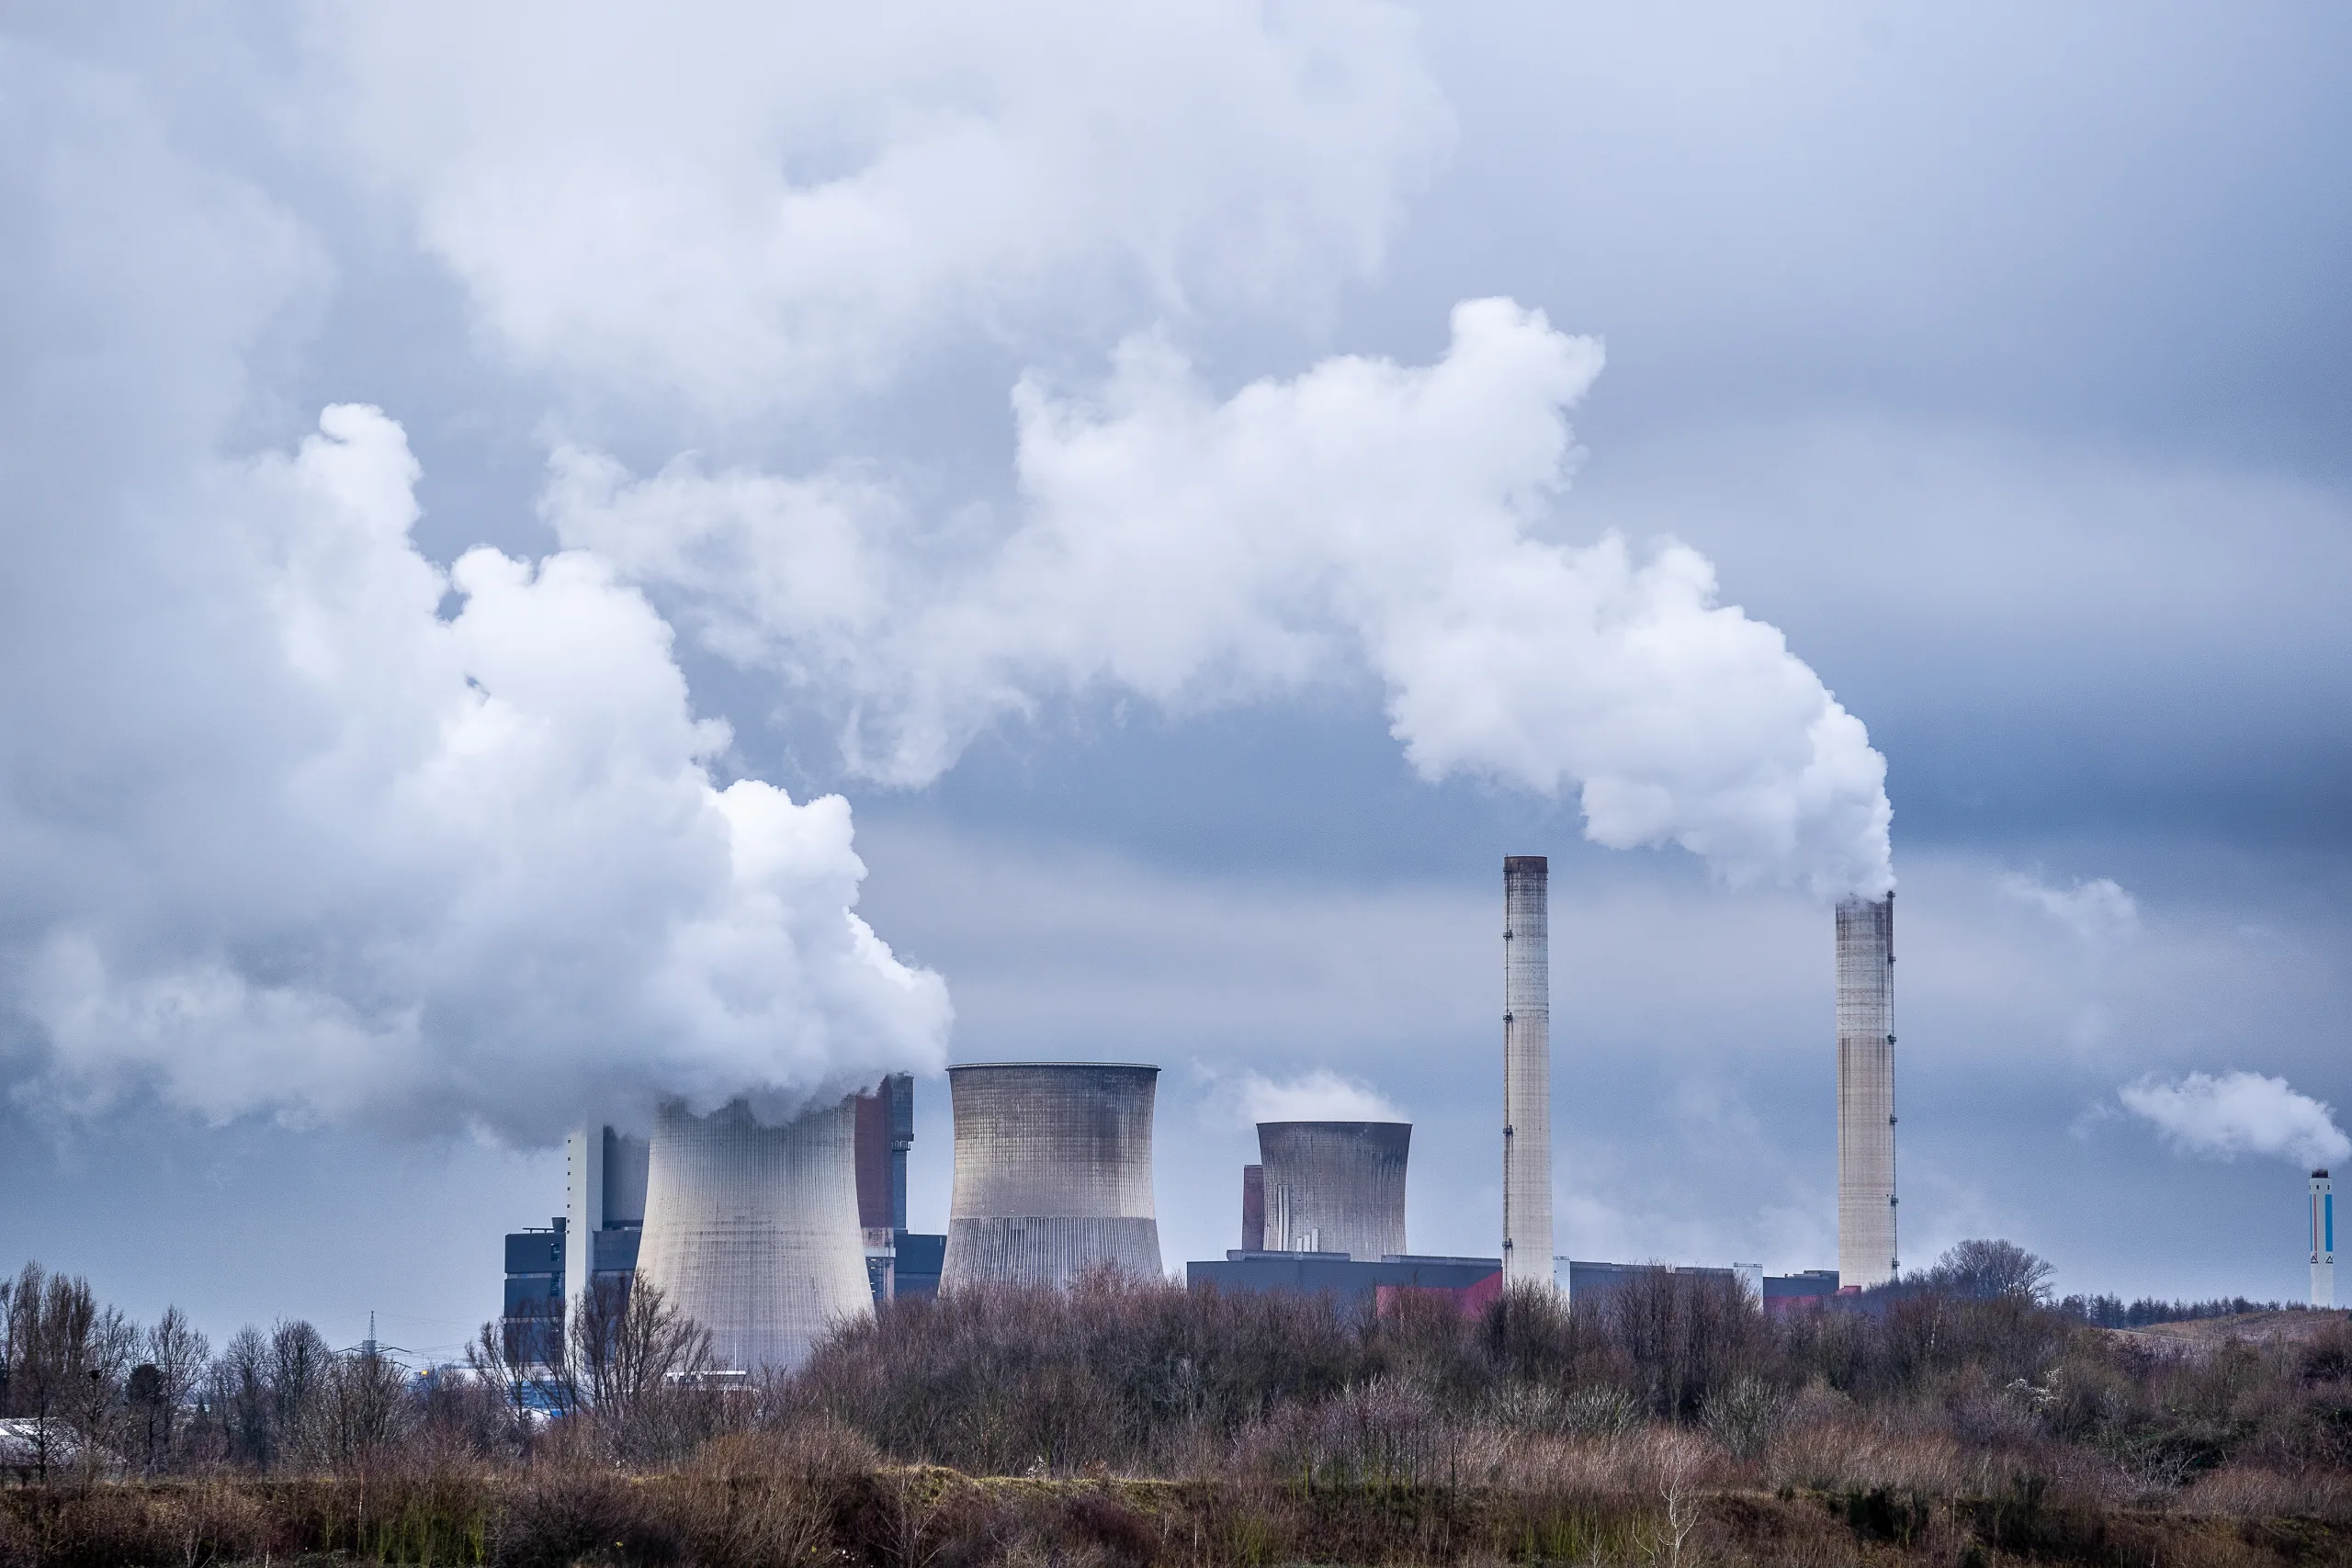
left=634, top=1096, right=872, bottom=1374
left=1502, top=855, right=1554, bottom=1287
left=1836, top=894, right=1898, bottom=1288
left=1257, top=1121, right=1410, bottom=1259
left=2313, top=1169, right=2336, bottom=1310
left=939, top=1062, right=1162, bottom=1290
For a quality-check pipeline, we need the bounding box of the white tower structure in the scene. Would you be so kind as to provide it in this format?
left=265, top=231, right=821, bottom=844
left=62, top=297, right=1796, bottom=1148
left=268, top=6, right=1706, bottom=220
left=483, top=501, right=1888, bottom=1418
left=939, top=1062, right=1162, bottom=1290
left=634, top=1096, right=872, bottom=1374
left=2313, top=1168, right=2336, bottom=1310
left=1256, top=1122, right=1410, bottom=1259
left=1502, top=855, right=1554, bottom=1288
left=1837, top=894, right=1898, bottom=1288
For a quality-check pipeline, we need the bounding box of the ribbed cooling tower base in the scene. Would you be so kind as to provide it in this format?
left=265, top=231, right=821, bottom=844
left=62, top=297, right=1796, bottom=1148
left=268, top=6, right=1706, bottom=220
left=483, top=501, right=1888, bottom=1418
left=635, top=1097, right=873, bottom=1375
left=942, top=1215, right=1162, bottom=1290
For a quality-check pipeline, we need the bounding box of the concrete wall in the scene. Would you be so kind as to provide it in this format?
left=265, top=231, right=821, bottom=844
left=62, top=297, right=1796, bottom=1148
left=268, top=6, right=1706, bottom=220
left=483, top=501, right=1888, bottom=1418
left=1257, top=1121, right=1409, bottom=1260
left=940, top=1063, right=1162, bottom=1290
left=635, top=1096, right=872, bottom=1373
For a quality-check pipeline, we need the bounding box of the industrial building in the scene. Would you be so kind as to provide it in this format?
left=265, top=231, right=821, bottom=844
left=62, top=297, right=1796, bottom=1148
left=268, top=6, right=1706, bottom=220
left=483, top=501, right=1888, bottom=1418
left=1189, top=1251, right=1503, bottom=1313
left=2315, top=1169, right=2336, bottom=1309
left=566, top=1125, right=649, bottom=1314
left=1836, top=894, right=1898, bottom=1288
left=939, top=1062, right=1163, bottom=1291
left=1256, top=1121, right=1410, bottom=1258
left=502, top=1075, right=943, bottom=1364
left=500, top=852, right=1896, bottom=1357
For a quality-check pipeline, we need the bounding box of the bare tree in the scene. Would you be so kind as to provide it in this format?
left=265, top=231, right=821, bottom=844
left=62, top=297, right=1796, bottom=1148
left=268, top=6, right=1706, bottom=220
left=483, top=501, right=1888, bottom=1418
left=269, top=1318, right=330, bottom=1452
left=1924, top=1239, right=2055, bottom=1303
left=535, top=1275, right=713, bottom=1454
left=211, top=1326, right=274, bottom=1467
left=466, top=1316, right=538, bottom=1445
left=142, top=1305, right=209, bottom=1469
left=303, top=1347, right=412, bottom=1472
left=2, top=1263, right=133, bottom=1483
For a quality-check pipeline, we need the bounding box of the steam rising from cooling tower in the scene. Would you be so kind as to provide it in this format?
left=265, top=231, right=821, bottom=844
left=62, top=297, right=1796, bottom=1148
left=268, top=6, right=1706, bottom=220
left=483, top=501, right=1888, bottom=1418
left=1257, top=1122, right=1410, bottom=1259
left=940, top=1063, right=1163, bottom=1290
left=1502, top=856, right=1553, bottom=1287
left=1836, top=895, right=1898, bottom=1288
left=634, top=1096, right=872, bottom=1373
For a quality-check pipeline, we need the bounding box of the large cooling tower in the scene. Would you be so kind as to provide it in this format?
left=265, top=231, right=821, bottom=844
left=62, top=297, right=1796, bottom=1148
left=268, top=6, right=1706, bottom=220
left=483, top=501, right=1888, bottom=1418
left=1836, top=894, right=1898, bottom=1288
left=939, top=1063, right=1162, bottom=1290
left=634, top=1096, right=872, bottom=1373
left=1258, top=1121, right=1410, bottom=1259
left=1502, top=855, right=1554, bottom=1287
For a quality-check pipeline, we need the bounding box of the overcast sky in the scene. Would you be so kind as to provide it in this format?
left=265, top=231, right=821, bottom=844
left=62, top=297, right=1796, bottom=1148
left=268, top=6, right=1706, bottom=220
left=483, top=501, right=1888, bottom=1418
left=1, top=2, right=2346, bottom=1361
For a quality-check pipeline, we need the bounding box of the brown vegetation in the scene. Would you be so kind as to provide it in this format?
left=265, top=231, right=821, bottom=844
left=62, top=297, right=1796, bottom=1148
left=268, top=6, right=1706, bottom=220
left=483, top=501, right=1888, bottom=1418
left=3, top=1246, right=2350, bottom=1565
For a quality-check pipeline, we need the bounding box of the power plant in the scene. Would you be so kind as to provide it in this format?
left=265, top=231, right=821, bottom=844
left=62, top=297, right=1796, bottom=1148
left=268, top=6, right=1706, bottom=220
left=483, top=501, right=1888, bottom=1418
left=2315, top=1169, right=2336, bottom=1309
left=502, top=855, right=2352, bottom=1355
left=1836, top=893, right=1898, bottom=1289
left=1501, top=855, right=1554, bottom=1288
left=633, top=1096, right=873, bottom=1374
left=939, top=1062, right=1164, bottom=1291
left=1256, top=1122, right=1409, bottom=1258
left=564, top=1125, right=649, bottom=1317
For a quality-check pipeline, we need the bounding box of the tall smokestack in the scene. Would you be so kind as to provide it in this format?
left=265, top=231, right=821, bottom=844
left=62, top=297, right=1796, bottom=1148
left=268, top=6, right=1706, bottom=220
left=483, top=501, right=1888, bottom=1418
left=939, top=1062, right=1163, bottom=1290
left=1502, top=855, right=1553, bottom=1288
left=1836, top=894, right=1897, bottom=1288
left=635, top=1096, right=872, bottom=1373
left=1257, top=1122, right=1409, bottom=1259
left=2313, top=1168, right=2336, bottom=1309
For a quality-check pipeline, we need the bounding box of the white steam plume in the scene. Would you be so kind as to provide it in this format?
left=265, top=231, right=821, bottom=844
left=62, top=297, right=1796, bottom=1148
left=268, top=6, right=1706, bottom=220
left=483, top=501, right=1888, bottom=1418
left=1233, top=1069, right=1406, bottom=1127
left=2003, top=874, right=2140, bottom=946
left=12, top=407, right=949, bottom=1140
left=324, top=0, right=1448, bottom=414
left=552, top=300, right=1894, bottom=895
left=2120, top=1071, right=2351, bottom=1168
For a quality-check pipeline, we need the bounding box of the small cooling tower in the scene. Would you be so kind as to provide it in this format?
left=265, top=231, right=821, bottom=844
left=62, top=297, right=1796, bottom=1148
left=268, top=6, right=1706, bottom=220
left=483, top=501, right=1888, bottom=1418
left=1257, top=1121, right=1410, bottom=1259
left=1836, top=894, right=1898, bottom=1289
left=634, top=1096, right=872, bottom=1373
left=939, top=1062, right=1162, bottom=1290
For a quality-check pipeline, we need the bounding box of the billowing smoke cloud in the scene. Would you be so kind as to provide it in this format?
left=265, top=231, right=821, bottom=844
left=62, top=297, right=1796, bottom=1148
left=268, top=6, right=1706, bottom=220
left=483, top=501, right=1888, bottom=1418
left=2003, top=874, right=2140, bottom=946
left=2120, top=1072, right=2351, bottom=1168
left=10, top=407, right=949, bottom=1139
left=322, top=0, right=1448, bottom=414
left=552, top=301, right=1894, bottom=895
left=1232, top=1069, right=1406, bottom=1127
left=0, top=42, right=955, bottom=1145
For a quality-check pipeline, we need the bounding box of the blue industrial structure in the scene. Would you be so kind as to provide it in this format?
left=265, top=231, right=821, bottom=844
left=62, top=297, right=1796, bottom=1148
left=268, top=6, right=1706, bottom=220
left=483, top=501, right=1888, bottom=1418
left=1187, top=1251, right=1502, bottom=1311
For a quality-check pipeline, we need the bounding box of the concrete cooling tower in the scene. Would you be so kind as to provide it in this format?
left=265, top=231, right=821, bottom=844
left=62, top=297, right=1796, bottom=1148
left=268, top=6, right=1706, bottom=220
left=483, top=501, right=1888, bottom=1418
left=1836, top=894, right=1898, bottom=1288
left=1257, top=1121, right=1410, bottom=1259
left=1502, top=855, right=1554, bottom=1287
left=634, top=1096, right=873, bottom=1373
left=939, top=1062, right=1162, bottom=1290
